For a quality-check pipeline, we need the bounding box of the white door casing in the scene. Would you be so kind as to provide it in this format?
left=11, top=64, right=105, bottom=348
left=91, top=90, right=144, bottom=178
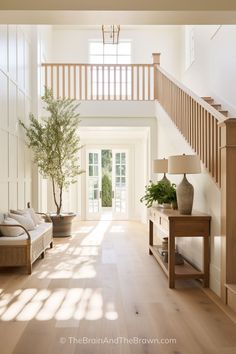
left=112, top=149, right=128, bottom=220
left=86, top=150, right=102, bottom=220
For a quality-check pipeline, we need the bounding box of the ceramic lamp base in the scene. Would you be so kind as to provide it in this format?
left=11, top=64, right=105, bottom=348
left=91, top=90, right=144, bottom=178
left=160, top=173, right=171, bottom=184
left=177, top=174, right=194, bottom=215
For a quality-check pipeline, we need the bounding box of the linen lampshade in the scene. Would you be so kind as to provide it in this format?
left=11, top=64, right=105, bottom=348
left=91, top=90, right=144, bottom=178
left=153, top=159, right=168, bottom=173
left=168, top=154, right=201, bottom=174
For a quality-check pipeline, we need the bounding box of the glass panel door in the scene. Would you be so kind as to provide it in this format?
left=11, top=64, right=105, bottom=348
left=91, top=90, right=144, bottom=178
left=112, top=150, right=128, bottom=219
left=86, top=150, right=101, bottom=220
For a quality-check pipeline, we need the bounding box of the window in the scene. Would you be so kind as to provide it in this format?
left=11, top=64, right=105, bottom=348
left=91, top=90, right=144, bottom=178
left=89, top=41, right=132, bottom=99
left=89, top=41, right=132, bottom=64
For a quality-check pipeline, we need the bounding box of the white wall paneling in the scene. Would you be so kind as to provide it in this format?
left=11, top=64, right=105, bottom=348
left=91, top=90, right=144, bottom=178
left=0, top=25, right=33, bottom=213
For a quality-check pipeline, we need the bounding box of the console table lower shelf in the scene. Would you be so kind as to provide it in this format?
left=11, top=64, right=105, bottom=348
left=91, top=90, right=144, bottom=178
left=149, top=245, right=204, bottom=280
left=149, top=207, right=211, bottom=288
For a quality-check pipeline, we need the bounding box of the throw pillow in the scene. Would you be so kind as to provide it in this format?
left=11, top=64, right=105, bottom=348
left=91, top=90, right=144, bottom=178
left=10, top=208, right=41, bottom=227
left=9, top=213, right=35, bottom=231
left=10, top=209, right=25, bottom=215
left=27, top=208, right=41, bottom=226
left=0, top=217, right=25, bottom=237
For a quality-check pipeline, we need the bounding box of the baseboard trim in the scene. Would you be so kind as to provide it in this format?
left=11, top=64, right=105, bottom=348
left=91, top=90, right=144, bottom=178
left=202, top=287, right=236, bottom=324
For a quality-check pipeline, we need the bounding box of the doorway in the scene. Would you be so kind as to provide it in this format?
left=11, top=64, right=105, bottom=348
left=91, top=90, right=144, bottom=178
left=86, top=148, right=128, bottom=220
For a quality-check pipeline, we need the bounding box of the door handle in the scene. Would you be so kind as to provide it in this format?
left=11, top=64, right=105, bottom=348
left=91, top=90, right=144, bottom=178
left=112, top=191, right=114, bottom=198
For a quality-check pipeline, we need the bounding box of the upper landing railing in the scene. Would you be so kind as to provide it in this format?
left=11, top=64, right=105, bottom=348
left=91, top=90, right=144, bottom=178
left=42, top=60, right=156, bottom=101
left=42, top=53, right=230, bottom=187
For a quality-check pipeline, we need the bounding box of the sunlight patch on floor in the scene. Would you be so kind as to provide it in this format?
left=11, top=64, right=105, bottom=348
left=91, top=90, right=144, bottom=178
left=47, top=264, right=97, bottom=279
left=1, top=289, right=37, bottom=321
left=73, top=226, right=95, bottom=234
left=0, top=287, right=119, bottom=322
left=81, top=221, right=111, bottom=246
left=36, top=289, right=66, bottom=321
left=85, top=289, right=103, bottom=321
left=109, top=225, right=125, bottom=233
left=105, top=302, right=119, bottom=320
left=55, top=288, right=83, bottom=321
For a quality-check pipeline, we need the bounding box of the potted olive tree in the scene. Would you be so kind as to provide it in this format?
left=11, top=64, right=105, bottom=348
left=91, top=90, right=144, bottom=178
left=20, top=88, right=84, bottom=237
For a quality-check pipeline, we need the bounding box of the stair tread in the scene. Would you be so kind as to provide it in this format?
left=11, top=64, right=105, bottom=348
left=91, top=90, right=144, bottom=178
left=202, top=97, right=214, bottom=104
left=211, top=103, right=221, bottom=107
left=219, top=110, right=228, bottom=116
left=225, top=284, right=236, bottom=294
left=202, top=96, right=213, bottom=100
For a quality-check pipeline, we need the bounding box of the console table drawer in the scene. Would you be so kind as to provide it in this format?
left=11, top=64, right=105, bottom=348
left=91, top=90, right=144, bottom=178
left=150, top=209, right=169, bottom=233
left=150, top=208, right=157, bottom=220
left=158, top=214, right=169, bottom=233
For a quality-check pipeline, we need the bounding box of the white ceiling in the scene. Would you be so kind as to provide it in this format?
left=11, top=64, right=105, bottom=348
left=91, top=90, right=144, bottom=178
left=1, top=10, right=236, bottom=25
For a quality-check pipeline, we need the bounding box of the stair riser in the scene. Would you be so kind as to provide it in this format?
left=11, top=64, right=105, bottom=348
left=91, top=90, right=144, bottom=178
left=227, top=287, right=236, bottom=312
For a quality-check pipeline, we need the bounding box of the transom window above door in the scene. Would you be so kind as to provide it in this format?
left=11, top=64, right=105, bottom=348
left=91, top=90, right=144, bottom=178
left=89, top=41, right=132, bottom=64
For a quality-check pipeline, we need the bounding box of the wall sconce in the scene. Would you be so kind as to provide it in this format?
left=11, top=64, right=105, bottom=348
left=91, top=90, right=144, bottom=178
left=102, top=25, right=120, bottom=44
left=168, top=154, right=201, bottom=215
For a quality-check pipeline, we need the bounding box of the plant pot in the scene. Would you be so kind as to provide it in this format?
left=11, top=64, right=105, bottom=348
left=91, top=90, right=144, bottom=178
left=50, top=213, right=76, bottom=237
left=171, top=201, right=178, bottom=210
left=159, top=203, right=172, bottom=209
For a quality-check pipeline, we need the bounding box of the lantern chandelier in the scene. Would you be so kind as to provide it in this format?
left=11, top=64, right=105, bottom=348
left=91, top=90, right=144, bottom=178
left=102, top=25, right=120, bottom=44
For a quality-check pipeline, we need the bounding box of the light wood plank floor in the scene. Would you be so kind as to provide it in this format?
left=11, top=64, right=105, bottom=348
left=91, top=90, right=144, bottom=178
left=1, top=220, right=236, bottom=354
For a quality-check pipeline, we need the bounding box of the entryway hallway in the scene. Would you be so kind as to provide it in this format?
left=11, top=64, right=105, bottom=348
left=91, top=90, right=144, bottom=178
left=0, top=221, right=236, bottom=354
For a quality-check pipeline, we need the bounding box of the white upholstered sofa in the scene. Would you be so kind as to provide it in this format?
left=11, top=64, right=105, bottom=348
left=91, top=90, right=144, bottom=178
left=0, top=211, right=53, bottom=274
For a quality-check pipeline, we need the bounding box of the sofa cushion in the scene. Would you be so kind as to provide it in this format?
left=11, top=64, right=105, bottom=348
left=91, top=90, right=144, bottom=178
left=0, top=217, right=25, bottom=237
left=0, top=222, right=52, bottom=246
left=29, top=222, right=52, bottom=242
left=28, top=208, right=41, bottom=226
left=9, top=213, right=35, bottom=231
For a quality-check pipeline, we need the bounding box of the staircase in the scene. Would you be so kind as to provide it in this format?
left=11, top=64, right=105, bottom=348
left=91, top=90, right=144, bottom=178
left=155, top=66, right=229, bottom=187
left=155, top=63, right=236, bottom=308
left=202, top=97, right=229, bottom=118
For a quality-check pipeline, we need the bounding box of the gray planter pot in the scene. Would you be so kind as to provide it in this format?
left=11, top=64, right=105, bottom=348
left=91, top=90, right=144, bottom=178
left=50, top=213, right=76, bottom=237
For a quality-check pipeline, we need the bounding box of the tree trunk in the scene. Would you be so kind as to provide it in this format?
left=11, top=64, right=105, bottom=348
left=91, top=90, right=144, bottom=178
left=58, top=186, right=63, bottom=215
left=52, top=178, right=60, bottom=215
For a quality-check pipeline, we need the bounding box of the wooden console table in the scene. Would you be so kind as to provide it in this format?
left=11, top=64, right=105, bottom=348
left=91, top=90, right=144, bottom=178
left=149, top=207, right=211, bottom=288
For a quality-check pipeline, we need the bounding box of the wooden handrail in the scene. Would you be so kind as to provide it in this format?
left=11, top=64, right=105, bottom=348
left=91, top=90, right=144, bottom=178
left=42, top=63, right=155, bottom=101
left=155, top=65, right=226, bottom=187
left=42, top=63, right=154, bottom=67
left=156, top=65, right=227, bottom=123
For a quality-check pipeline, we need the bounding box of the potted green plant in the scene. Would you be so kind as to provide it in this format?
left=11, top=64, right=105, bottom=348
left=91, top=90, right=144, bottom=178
left=140, top=180, right=177, bottom=209
left=20, top=88, right=84, bottom=237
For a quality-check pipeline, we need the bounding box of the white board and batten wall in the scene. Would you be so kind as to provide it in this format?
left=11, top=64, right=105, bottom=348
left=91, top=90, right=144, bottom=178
left=0, top=25, right=33, bottom=213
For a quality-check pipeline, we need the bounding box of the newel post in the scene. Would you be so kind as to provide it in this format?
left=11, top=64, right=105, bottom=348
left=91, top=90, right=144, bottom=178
left=219, top=118, right=236, bottom=303
left=152, top=53, right=161, bottom=100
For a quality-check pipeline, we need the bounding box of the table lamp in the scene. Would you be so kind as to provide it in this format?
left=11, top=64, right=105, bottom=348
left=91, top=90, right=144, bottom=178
left=168, top=154, right=201, bottom=214
left=153, top=158, right=169, bottom=182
